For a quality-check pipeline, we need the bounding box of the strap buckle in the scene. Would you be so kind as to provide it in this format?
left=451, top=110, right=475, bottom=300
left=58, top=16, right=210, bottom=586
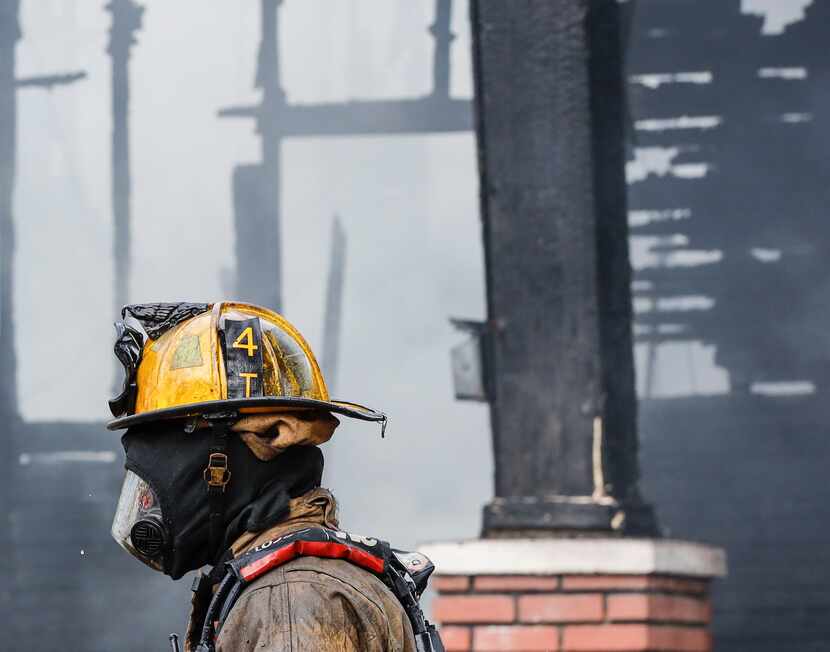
left=203, top=453, right=231, bottom=491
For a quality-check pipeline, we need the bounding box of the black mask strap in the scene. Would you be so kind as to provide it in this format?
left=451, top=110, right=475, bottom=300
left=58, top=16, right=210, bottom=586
left=204, top=417, right=234, bottom=562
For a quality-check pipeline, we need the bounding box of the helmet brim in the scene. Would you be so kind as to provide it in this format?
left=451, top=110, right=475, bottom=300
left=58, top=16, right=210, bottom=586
left=106, top=397, right=386, bottom=431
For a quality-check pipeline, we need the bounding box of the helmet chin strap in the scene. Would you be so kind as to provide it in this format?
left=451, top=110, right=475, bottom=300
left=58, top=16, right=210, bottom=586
left=203, top=414, right=236, bottom=563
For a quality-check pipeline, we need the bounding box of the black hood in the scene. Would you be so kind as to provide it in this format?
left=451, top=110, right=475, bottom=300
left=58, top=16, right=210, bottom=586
left=121, top=422, right=323, bottom=579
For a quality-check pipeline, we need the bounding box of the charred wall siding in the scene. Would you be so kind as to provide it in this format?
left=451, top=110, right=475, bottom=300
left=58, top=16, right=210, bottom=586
left=630, top=1, right=830, bottom=649
left=3, top=1, right=830, bottom=650
left=640, top=396, right=830, bottom=650
left=7, top=422, right=193, bottom=649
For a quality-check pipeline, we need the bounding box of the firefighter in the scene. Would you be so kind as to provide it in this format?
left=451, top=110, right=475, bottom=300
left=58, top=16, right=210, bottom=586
left=107, top=301, right=443, bottom=651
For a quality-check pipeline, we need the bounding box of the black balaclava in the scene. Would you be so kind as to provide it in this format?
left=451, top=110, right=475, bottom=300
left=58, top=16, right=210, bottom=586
left=119, top=420, right=323, bottom=579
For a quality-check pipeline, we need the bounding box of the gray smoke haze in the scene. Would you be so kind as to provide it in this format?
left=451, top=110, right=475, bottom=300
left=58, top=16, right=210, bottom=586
left=14, top=0, right=486, bottom=548
left=6, top=1, right=821, bottom=649
left=12, top=0, right=812, bottom=547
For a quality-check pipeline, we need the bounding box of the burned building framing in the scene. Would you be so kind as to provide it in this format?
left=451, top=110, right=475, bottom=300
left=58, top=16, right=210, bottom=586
left=1, top=1, right=829, bottom=649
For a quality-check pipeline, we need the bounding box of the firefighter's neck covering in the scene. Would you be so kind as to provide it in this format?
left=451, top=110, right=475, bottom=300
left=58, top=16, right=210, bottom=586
left=113, top=420, right=324, bottom=579
left=107, top=301, right=386, bottom=578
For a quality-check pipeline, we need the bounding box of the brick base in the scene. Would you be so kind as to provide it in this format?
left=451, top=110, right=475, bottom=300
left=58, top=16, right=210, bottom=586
left=431, top=574, right=713, bottom=652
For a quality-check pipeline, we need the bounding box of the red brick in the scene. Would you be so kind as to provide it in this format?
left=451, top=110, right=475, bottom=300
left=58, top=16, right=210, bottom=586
left=435, top=576, right=472, bottom=593
left=564, top=624, right=650, bottom=651
left=519, top=594, right=604, bottom=623
left=441, top=626, right=472, bottom=651
left=563, top=625, right=710, bottom=651
left=562, top=575, right=650, bottom=591
left=607, top=594, right=710, bottom=624
left=649, top=626, right=711, bottom=651
left=474, top=575, right=560, bottom=592
left=433, top=595, right=515, bottom=624
left=474, top=626, right=559, bottom=651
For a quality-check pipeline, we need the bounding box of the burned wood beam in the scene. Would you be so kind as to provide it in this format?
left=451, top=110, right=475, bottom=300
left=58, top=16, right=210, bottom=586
left=321, top=216, right=347, bottom=392
left=219, top=97, right=472, bottom=137
left=471, top=0, right=656, bottom=536
left=0, top=0, right=20, bottom=635
left=107, top=0, right=143, bottom=319
left=0, top=0, right=20, bottom=423
left=15, top=71, right=86, bottom=89
left=430, top=0, right=454, bottom=99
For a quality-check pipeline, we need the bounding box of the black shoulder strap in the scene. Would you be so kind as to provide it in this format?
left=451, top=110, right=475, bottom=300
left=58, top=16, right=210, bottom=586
left=205, top=420, right=231, bottom=560
left=195, top=527, right=444, bottom=652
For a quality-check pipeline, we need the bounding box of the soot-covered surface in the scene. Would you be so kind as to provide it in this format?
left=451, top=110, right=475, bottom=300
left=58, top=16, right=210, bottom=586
left=631, top=1, right=830, bottom=649
left=2, top=1, right=830, bottom=650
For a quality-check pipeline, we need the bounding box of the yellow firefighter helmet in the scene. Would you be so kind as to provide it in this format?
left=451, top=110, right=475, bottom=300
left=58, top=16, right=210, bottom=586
left=107, top=301, right=385, bottom=430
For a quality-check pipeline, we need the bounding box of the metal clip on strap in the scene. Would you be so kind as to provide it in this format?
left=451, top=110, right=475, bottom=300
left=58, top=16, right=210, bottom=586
left=205, top=420, right=232, bottom=562
left=204, top=452, right=231, bottom=490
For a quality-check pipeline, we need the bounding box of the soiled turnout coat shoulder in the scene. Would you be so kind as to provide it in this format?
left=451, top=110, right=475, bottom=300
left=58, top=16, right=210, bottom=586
left=215, top=555, right=417, bottom=652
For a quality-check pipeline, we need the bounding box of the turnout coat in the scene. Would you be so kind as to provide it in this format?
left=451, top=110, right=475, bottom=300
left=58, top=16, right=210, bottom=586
left=184, top=488, right=417, bottom=652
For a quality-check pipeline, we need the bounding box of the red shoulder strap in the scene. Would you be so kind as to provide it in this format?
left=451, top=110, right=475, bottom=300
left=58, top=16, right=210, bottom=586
left=229, top=527, right=388, bottom=583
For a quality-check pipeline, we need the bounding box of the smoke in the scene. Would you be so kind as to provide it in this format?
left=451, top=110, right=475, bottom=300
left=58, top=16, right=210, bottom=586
left=13, top=0, right=489, bottom=548
left=9, top=0, right=829, bottom=649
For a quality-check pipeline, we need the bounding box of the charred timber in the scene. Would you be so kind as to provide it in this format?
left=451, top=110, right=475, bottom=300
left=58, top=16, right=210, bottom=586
left=471, top=0, right=656, bottom=536
left=14, top=71, right=87, bottom=89
left=219, top=97, right=472, bottom=136
left=107, top=0, right=143, bottom=318
left=0, top=0, right=19, bottom=422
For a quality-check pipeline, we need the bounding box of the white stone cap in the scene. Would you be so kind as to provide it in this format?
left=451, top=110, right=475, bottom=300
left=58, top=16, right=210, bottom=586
left=418, top=538, right=727, bottom=579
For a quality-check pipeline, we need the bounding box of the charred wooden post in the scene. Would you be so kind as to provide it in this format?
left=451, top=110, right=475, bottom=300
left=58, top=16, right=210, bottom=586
left=107, top=0, right=143, bottom=318
left=430, top=0, right=454, bottom=99
left=321, top=216, right=347, bottom=392
left=0, top=3, right=20, bottom=632
left=470, top=0, right=657, bottom=535
left=0, top=4, right=85, bottom=420
left=0, top=2, right=87, bottom=634
left=0, top=0, right=19, bottom=425
left=230, top=0, right=286, bottom=311
left=256, top=0, right=284, bottom=312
